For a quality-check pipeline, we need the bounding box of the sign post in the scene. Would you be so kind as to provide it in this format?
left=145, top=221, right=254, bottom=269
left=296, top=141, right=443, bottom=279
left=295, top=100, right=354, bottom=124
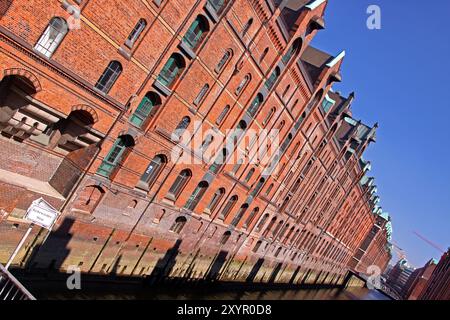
left=5, top=198, right=59, bottom=270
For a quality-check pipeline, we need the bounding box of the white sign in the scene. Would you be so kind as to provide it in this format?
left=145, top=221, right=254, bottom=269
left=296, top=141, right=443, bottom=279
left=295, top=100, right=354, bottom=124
left=24, top=198, right=59, bottom=230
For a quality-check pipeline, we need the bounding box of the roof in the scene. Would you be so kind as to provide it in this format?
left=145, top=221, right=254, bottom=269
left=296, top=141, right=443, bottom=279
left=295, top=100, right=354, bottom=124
left=300, top=46, right=333, bottom=84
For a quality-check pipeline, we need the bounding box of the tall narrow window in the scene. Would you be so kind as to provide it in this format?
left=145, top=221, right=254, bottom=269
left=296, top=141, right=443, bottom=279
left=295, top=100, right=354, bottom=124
left=209, top=148, right=228, bottom=174
left=173, top=116, right=191, bottom=140
left=220, top=195, right=238, bottom=219
left=168, top=169, right=191, bottom=199
left=97, top=135, right=134, bottom=178
left=260, top=47, right=269, bottom=63
left=130, top=92, right=161, bottom=127
left=251, top=178, right=265, bottom=197
left=220, top=231, right=231, bottom=245
left=193, top=84, right=209, bottom=106
left=265, top=67, right=280, bottom=91
left=231, top=203, right=249, bottom=227
left=265, top=183, right=274, bottom=196
left=262, top=107, right=276, bottom=126
left=235, top=74, right=250, bottom=96
left=183, top=15, right=209, bottom=50
left=282, top=38, right=302, bottom=64
left=207, top=188, right=225, bottom=212
left=126, top=19, right=147, bottom=48
left=256, top=213, right=269, bottom=232
left=241, top=18, right=253, bottom=36
left=170, top=216, right=187, bottom=233
left=215, top=49, right=232, bottom=73
left=244, top=168, right=255, bottom=183
left=231, top=158, right=243, bottom=175
left=184, top=181, right=209, bottom=211
left=244, top=207, right=259, bottom=229
left=248, top=93, right=263, bottom=117
left=200, top=134, right=214, bottom=151
left=157, top=53, right=186, bottom=88
left=34, top=17, right=68, bottom=58
left=139, top=154, right=166, bottom=188
left=216, top=105, right=230, bottom=125
left=95, top=61, right=122, bottom=94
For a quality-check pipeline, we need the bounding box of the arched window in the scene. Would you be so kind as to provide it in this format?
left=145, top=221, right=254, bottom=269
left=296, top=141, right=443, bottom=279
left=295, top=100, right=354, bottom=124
left=231, top=158, right=243, bottom=175
left=248, top=93, right=263, bottom=117
left=184, top=181, right=209, bottom=211
left=97, top=135, right=134, bottom=178
left=263, top=217, right=277, bottom=237
left=216, top=105, right=230, bottom=125
left=265, top=183, right=274, bottom=196
left=244, top=207, right=259, bottom=229
left=282, top=38, right=302, bottom=64
left=183, top=15, right=210, bottom=50
left=244, top=168, right=255, bottom=183
left=231, top=203, right=249, bottom=227
left=157, top=53, right=186, bottom=88
left=256, top=213, right=269, bottom=232
left=126, top=18, right=147, bottom=47
left=170, top=216, right=187, bottom=233
left=278, top=120, right=285, bottom=130
left=208, top=0, right=227, bottom=15
left=265, top=67, right=280, bottom=90
left=241, top=18, right=253, bottom=36
left=95, top=61, right=122, bottom=94
left=200, top=134, right=214, bottom=151
left=209, top=148, right=228, bottom=173
left=35, top=17, right=68, bottom=58
left=215, top=49, right=232, bottom=73
left=260, top=47, right=269, bottom=63
left=220, top=195, right=238, bottom=219
left=253, top=240, right=262, bottom=253
left=168, top=169, right=192, bottom=198
left=173, top=116, right=191, bottom=140
left=283, top=85, right=291, bottom=98
left=220, top=231, right=232, bottom=245
left=272, top=220, right=284, bottom=237
left=235, top=74, right=250, bottom=96
left=140, top=154, right=167, bottom=187
left=207, top=188, right=225, bottom=212
left=193, top=84, right=209, bottom=106
left=262, top=107, right=276, bottom=126
left=130, top=92, right=161, bottom=127
left=251, top=178, right=265, bottom=197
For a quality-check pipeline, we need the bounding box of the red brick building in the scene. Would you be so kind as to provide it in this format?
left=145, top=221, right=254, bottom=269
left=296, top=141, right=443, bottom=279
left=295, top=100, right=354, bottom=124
left=419, top=249, right=450, bottom=300
left=404, top=258, right=437, bottom=300
left=0, top=0, right=391, bottom=285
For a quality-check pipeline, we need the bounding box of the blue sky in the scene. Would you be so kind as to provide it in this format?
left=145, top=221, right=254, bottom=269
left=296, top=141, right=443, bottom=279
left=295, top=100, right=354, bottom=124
left=311, top=0, right=450, bottom=267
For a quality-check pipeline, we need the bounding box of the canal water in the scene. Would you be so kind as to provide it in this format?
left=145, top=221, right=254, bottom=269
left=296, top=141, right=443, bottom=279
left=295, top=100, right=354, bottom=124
left=31, top=284, right=391, bottom=300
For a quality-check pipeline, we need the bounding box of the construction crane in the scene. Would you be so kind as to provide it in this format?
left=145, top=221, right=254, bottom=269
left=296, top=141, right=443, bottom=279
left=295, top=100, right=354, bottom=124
left=412, top=231, right=445, bottom=254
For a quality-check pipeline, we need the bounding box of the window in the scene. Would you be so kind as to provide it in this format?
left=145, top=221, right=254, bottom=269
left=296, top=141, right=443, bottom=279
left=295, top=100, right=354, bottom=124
left=216, top=105, right=230, bottom=125
left=200, top=134, right=214, bottom=151
left=220, top=195, right=238, bottom=219
left=220, top=231, right=231, bottom=245
left=244, top=168, right=255, bottom=183
left=251, top=178, right=265, bottom=197
left=248, top=93, right=263, bottom=117
left=130, top=92, right=161, bottom=127
left=209, top=148, right=228, bottom=173
left=265, top=183, right=274, bottom=196
left=183, top=15, right=209, bottom=50
left=235, top=74, right=250, bottom=96
left=168, top=169, right=191, bottom=198
left=321, top=94, right=335, bottom=113
left=265, top=67, right=280, bottom=91
left=207, top=188, right=225, bottom=212
left=208, top=0, right=227, bottom=15
left=97, top=135, right=134, bottom=178
left=283, top=85, right=291, bottom=98
left=173, top=116, right=191, bottom=140
left=231, top=203, right=249, bottom=227
left=282, top=38, right=302, bottom=64
left=253, top=240, right=262, bottom=253
left=262, top=107, right=276, bottom=126
left=194, top=84, right=209, bottom=106
left=277, top=120, right=285, bottom=130
left=140, top=154, right=166, bottom=187
left=170, top=216, right=187, bottom=233
left=215, top=49, right=232, bottom=73
left=241, top=18, right=253, bottom=36
left=35, top=17, right=68, bottom=58
left=126, top=19, right=147, bottom=47
left=184, top=181, right=209, bottom=211
left=256, top=214, right=269, bottom=232
left=260, top=47, right=269, bottom=63
left=95, top=61, right=122, bottom=94
left=244, top=207, right=259, bottom=229
left=157, top=53, right=186, bottom=88
left=231, top=158, right=243, bottom=175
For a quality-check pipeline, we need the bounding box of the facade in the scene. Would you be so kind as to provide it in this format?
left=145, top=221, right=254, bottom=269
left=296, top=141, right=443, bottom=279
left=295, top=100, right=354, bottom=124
left=388, top=259, right=415, bottom=295
left=403, top=258, right=437, bottom=300
left=0, top=0, right=391, bottom=286
left=419, top=249, right=450, bottom=300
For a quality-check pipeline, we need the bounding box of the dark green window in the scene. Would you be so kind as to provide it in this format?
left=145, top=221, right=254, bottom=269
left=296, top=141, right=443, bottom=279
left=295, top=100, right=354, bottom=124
left=130, top=93, right=160, bottom=127
left=157, top=53, right=185, bottom=88
left=247, top=94, right=263, bottom=117
left=208, top=0, right=226, bottom=14
left=265, top=67, right=280, bottom=90
left=97, top=135, right=134, bottom=178
left=183, top=16, right=209, bottom=50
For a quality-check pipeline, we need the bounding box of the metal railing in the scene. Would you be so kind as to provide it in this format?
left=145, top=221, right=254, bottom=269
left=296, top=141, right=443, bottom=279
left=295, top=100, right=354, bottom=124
left=0, top=264, right=35, bottom=300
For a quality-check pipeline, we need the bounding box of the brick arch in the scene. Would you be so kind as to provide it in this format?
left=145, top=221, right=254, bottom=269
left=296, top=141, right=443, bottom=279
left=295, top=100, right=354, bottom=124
left=71, top=104, right=99, bottom=123
left=3, top=68, right=42, bottom=92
